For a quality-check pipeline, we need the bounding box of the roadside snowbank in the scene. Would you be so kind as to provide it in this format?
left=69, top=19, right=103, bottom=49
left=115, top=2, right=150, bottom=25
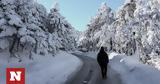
left=75, top=51, right=98, bottom=59
left=109, top=52, right=160, bottom=84
left=78, top=51, right=118, bottom=59
left=0, top=51, right=83, bottom=84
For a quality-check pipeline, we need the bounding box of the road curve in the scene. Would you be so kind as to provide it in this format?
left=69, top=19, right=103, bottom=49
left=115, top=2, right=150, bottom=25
left=66, top=53, right=102, bottom=84
left=66, top=53, right=122, bottom=84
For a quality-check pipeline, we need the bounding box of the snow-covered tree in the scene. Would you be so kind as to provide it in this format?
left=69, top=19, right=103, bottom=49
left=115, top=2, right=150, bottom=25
left=0, top=0, right=50, bottom=59
left=0, top=0, right=77, bottom=60
left=47, top=3, right=76, bottom=51
left=133, top=0, right=160, bottom=62
left=78, top=3, right=115, bottom=51
left=111, top=0, right=137, bottom=55
left=79, top=0, right=160, bottom=67
left=0, top=0, right=23, bottom=57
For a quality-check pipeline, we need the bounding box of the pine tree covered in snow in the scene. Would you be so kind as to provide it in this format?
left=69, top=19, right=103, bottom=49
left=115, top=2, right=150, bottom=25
left=79, top=0, right=160, bottom=68
left=0, top=0, right=50, bottom=59
left=133, top=0, right=160, bottom=63
left=0, top=0, right=77, bottom=60
left=112, top=0, right=137, bottom=55
left=47, top=3, right=76, bottom=51
left=115, top=0, right=160, bottom=62
left=78, top=3, right=115, bottom=51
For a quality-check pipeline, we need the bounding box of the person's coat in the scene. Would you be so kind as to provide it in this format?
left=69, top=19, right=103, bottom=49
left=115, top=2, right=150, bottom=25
left=97, top=47, right=109, bottom=67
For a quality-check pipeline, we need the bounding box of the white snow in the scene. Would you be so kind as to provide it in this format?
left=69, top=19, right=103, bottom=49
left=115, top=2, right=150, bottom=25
left=0, top=51, right=83, bottom=84
left=81, top=51, right=119, bottom=59
left=83, top=51, right=160, bottom=84
left=20, top=35, right=36, bottom=44
left=79, top=0, right=160, bottom=69
left=0, top=18, right=6, bottom=26
left=8, top=14, right=22, bottom=27
left=109, top=52, right=160, bottom=84
left=0, top=39, right=9, bottom=50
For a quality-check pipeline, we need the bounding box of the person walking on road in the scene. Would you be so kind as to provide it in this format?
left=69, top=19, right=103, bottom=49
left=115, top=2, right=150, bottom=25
left=97, top=47, right=109, bottom=79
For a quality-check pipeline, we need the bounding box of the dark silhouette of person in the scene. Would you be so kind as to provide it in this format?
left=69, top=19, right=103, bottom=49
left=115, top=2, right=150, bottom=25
left=97, top=47, right=109, bottom=79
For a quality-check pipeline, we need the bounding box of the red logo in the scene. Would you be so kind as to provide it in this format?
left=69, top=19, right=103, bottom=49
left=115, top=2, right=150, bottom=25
left=6, top=68, right=25, bottom=84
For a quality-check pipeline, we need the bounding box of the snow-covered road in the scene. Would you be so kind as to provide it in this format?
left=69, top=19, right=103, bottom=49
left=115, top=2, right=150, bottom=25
left=66, top=53, right=102, bottom=84
left=66, top=52, right=160, bottom=84
left=66, top=53, right=122, bottom=84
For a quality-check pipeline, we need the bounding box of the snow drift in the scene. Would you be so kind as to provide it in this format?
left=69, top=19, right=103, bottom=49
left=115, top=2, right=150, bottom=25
left=0, top=51, right=83, bottom=84
left=109, top=52, right=160, bottom=84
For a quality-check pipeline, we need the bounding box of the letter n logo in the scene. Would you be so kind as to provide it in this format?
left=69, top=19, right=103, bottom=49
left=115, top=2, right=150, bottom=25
left=6, top=68, right=25, bottom=84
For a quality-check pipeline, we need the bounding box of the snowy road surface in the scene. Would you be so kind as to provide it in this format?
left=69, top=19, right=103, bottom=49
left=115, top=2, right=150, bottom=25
left=66, top=53, right=122, bottom=84
left=66, top=52, right=160, bottom=84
